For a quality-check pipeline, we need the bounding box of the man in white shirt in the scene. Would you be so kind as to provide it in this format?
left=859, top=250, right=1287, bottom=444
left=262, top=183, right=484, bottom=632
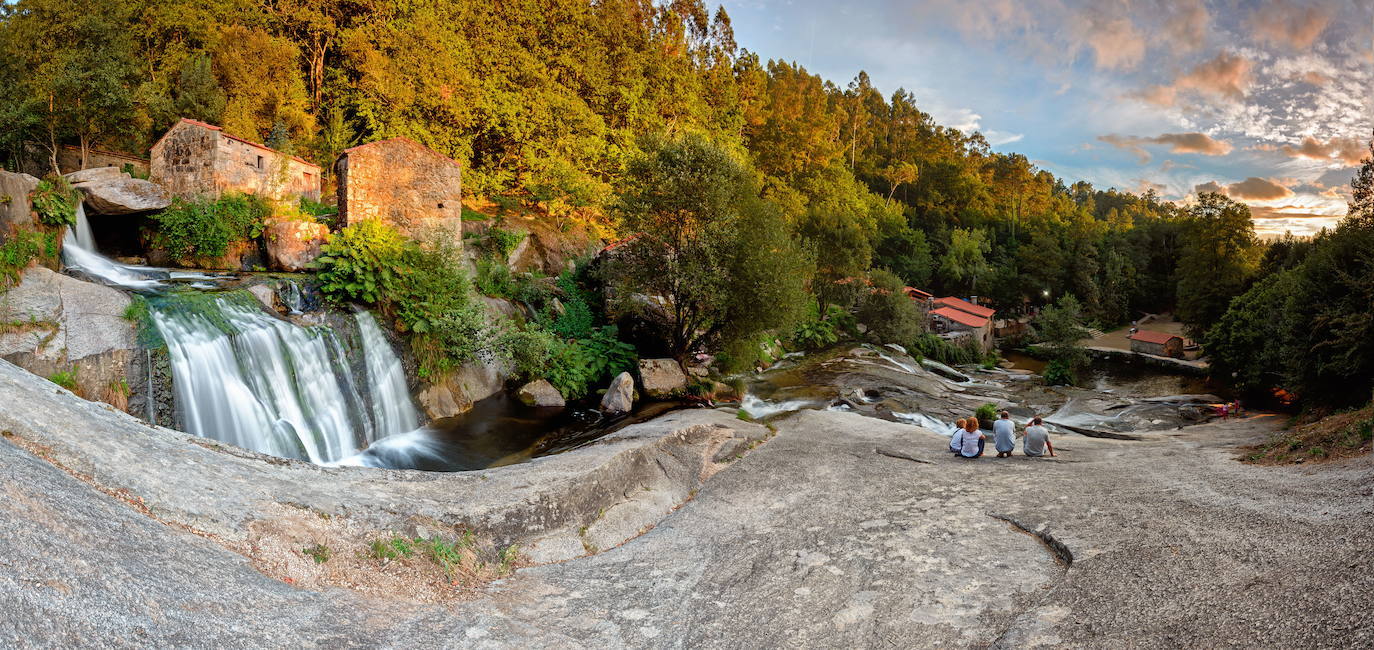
left=1022, top=417, right=1055, bottom=457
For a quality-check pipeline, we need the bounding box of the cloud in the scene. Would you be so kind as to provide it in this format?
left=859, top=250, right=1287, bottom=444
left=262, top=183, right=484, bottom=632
left=1132, top=178, right=1168, bottom=195
left=1073, top=12, right=1146, bottom=70
left=1194, top=181, right=1225, bottom=195
left=1164, top=0, right=1210, bottom=52
left=1226, top=177, right=1294, bottom=201
left=1249, top=0, right=1332, bottom=50
left=983, top=130, right=1025, bottom=146
left=1099, top=132, right=1234, bottom=163
left=1280, top=136, right=1369, bottom=167
left=1175, top=51, right=1254, bottom=100
left=1134, top=51, right=1253, bottom=106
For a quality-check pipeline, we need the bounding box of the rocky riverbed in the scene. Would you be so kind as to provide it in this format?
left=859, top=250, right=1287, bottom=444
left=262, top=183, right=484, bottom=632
left=1, top=349, right=1371, bottom=647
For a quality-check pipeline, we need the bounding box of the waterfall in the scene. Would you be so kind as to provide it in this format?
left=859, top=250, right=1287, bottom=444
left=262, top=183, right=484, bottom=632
left=355, top=311, right=421, bottom=437
left=61, top=202, right=162, bottom=290
left=151, top=292, right=417, bottom=464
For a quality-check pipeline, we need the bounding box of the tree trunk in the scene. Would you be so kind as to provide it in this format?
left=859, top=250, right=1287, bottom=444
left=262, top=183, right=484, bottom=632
left=79, top=135, right=90, bottom=170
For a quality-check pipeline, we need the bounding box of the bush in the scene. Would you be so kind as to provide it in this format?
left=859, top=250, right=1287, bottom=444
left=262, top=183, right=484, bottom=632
left=910, top=333, right=980, bottom=366
left=48, top=369, right=77, bottom=390
left=854, top=269, right=925, bottom=345
left=1044, top=359, right=1075, bottom=386
left=298, top=195, right=335, bottom=220
left=500, top=324, right=636, bottom=400
left=975, top=403, right=997, bottom=429
left=790, top=318, right=837, bottom=351
left=150, top=192, right=268, bottom=261
left=315, top=220, right=495, bottom=378
left=483, top=225, right=528, bottom=259
left=30, top=177, right=78, bottom=227
left=0, top=227, right=57, bottom=288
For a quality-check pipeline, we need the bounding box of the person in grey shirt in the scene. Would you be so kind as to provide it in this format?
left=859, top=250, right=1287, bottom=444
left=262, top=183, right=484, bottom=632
left=1023, top=417, right=1055, bottom=457
left=992, top=411, right=1016, bottom=457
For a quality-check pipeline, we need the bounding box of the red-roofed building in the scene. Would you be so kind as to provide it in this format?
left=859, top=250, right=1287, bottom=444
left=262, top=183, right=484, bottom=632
left=934, top=296, right=995, bottom=319
left=1128, top=330, right=1184, bottom=358
left=928, top=296, right=996, bottom=350
left=930, top=305, right=994, bottom=351
left=151, top=118, right=321, bottom=201
left=904, top=286, right=933, bottom=302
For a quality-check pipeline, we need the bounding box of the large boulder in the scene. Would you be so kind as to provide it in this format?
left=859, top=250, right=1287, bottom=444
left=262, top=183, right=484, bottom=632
left=600, top=371, right=635, bottom=413
left=0, top=169, right=40, bottom=234
left=264, top=218, right=328, bottom=271
left=517, top=379, right=565, bottom=408
left=68, top=168, right=170, bottom=215
left=638, top=358, right=688, bottom=399
left=418, top=357, right=507, bottom=419
left=0, top=266, right=139, bottom=410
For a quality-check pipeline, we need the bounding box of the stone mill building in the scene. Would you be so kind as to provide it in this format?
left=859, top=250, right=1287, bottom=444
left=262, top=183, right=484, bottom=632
left=335, top=137, right=463, bottom=247
left=150, top=118, right=321, bottom=202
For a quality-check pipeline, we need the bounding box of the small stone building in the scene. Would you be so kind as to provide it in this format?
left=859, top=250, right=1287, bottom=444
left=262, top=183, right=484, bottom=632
left=150, top=118, right=321, bottom=202
left=335, top=137, right=462, bottom=246
left=1129, top=330, right=1184, bottom=358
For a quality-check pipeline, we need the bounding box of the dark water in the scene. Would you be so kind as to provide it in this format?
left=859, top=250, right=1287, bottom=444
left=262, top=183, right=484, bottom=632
left=1002, top=350, right=1228, bottom=399
left=355, top=393, right=682, bottom=472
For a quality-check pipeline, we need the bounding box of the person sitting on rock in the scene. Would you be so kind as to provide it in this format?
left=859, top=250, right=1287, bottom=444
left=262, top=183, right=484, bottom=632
left=993, top=411, right=1016, bottom=458
left=958, top=416, right=985, bottom=459
left=950, top=418, right=968, bottom=455
left=1022, top=417, right=1055, bottom=458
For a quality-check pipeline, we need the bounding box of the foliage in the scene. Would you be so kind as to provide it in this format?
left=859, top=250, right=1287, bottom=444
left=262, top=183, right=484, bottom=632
left=939, top=228, right=991, bottom=294
left=975, top=403, right=997, bottom=428
left=609, top=133, right=811, bottom=357
left=122, top=294, right=164, bottom=348
left=1033, top=295, right=1089, bottom=381
left=1175, top=193, right=1258, bottom=335
left=369, top=536, right=416, bottom=561
left=482, top=226, right=528, bottom=260
left=315, top=219, right=408, bottom=305
left=298, top=195, right=334, bottom=221
left=0, top=227, right=57, bottom=289
left=150, top=192, right=268, bottom=262
left=301, top=544, right=331, bottom=564
left=790, top=318, right=838, bottom=351
left=501, top=325, right=636, bottom=400
left=854, top=268, right=925, bottom=345
left=1043, top=359, right=1075, bottom=386
left=48, top=369, right=77, bottom=391
left=909, top=333, right=981, bottom=366
left=30, top=177, right=79, bottom=227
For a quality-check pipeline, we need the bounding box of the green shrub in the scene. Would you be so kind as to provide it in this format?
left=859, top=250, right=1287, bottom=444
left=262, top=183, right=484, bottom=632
left=854, top=269, right=925, bottom=345
left=48, top=369, right=77, bottom=390
left=30, top=177, right=79, bottom=228
left=298, top=195, right=334, bottom=220
left=1044, top=359, right=1075, bottom=386
left=0, top=228, right=54, bottom=288
left=150, top=192, right=268, bottom=261
left=975, top=403, right=997, bottom=428
left=500, top=324, right=636, bottom=399
left=910, top=333, right=981, bottom=366
left=790, top=318, right=838, bottom=351
left=121, top=163, right=150, bottom=180
left=483, top=225, right=528, bottom=259
left=302, top=543, right=331, bottom=564
left=315, top=219, right=408, bottom=305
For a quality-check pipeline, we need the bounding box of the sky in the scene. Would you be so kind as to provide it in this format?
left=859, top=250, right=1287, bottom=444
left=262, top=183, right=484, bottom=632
left=717, top=0, right=1374, bottom=236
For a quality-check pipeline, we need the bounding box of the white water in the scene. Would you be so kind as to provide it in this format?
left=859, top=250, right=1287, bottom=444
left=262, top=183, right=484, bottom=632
left=152, top=295, right=417, bottom=464
left=355, top=311, right=421, bottom=437
left=740, top=393, right=822, bottom=419
left=61, top=203, right=163, bottom=290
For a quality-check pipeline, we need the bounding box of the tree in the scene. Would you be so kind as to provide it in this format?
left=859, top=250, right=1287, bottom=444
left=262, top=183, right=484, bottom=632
left=939, top=227, right=991, bottom=294
left=1175, top=193, right=1257, bottom=335
left=1033, top=294, right=1089, bottom=385
left=610, top=134, right=810, bottom=358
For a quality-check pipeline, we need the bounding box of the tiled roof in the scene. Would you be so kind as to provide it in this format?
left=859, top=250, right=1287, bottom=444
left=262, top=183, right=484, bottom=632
left=152, top=118, right=320, bottom=169
left=1129, top=330, right=1181, bottom=345
left=904, top=286, right=933, bottom=300
left=935, top=296, right=995, bottom=318
left=931, top=306, right=989, bottom=328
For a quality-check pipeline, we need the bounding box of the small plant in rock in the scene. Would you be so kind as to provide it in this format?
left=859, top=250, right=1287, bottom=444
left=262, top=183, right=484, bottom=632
left=302, top=543, right=331, bottom=564
left=30, top=177, right=79, bottom=227
left=497, top=544, right=520, bottom=575
left=368, top=536, right=416, bottom=561
left=48, top=370, right=77, bottom=391
left=975, top=403, right=997, bottom=429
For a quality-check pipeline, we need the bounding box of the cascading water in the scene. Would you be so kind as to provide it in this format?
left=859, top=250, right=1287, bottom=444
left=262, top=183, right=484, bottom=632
left=61, top=202, right=163, bottom=290
left=151, top=292, right=417, bottom=464
left=355, top=311, right=421, bottom=437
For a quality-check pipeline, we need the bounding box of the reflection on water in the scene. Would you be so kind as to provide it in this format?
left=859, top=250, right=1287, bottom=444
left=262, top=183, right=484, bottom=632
left=349, top=393, right=682, bottom=472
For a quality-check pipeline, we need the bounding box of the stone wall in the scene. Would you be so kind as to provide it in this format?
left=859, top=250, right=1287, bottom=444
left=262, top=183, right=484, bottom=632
left=18, top=144, right=149, bottom=178
left=151, top=119, right=320, bottom=202
left=337, top=138, right=461, bottom=247
left=0, top=169, right=39, bottom=236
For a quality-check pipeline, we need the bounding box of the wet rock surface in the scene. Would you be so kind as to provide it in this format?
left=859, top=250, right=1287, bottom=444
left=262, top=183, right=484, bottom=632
left=0, top=350, right=1370, bottom=647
